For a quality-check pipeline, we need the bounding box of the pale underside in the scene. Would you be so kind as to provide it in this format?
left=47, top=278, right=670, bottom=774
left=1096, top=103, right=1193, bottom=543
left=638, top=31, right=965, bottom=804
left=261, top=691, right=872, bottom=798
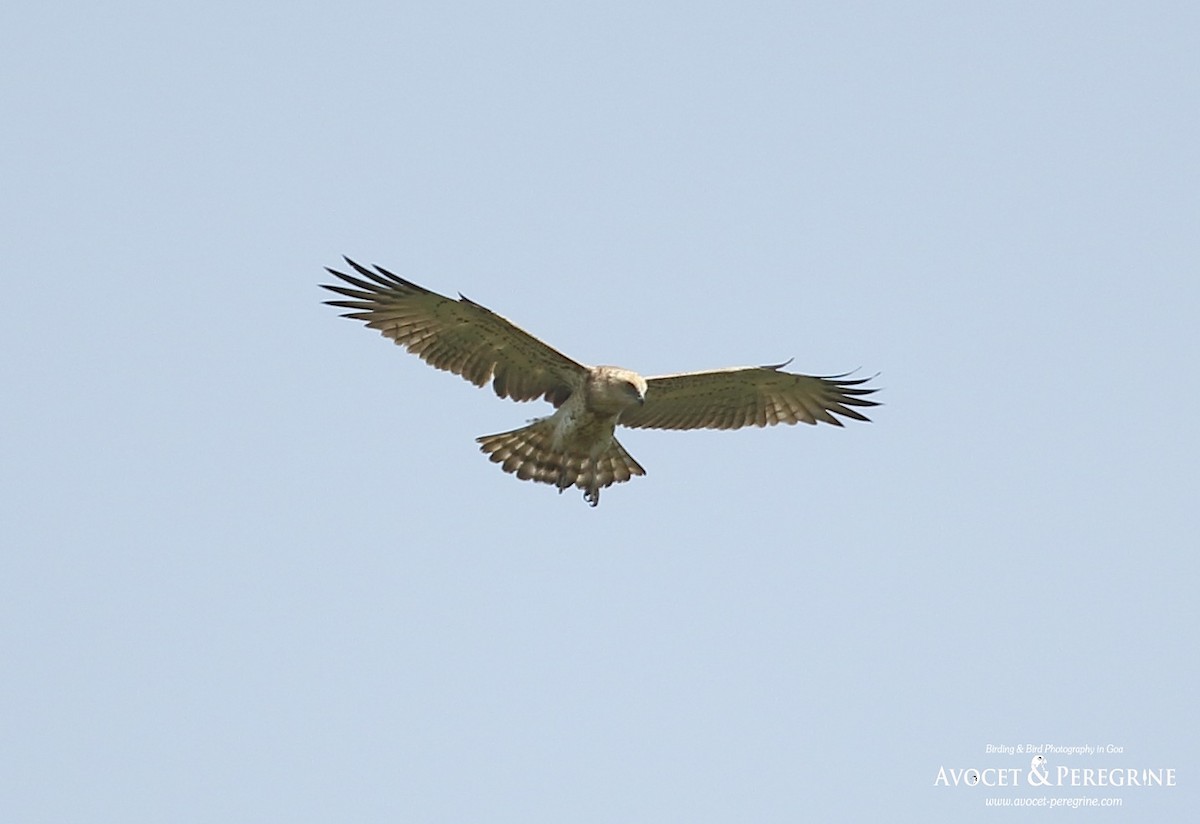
left=322, top=258, right=879, bottom=506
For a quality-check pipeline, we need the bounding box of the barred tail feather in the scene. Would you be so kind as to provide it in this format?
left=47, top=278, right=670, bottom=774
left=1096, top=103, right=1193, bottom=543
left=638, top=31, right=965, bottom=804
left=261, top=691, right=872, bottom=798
left=476, top=421, right=646, bottom=507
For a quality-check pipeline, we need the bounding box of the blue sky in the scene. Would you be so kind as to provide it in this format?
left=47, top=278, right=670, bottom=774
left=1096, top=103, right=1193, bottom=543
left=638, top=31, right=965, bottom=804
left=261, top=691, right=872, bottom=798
left=3, top=1, right=1196, bottom=820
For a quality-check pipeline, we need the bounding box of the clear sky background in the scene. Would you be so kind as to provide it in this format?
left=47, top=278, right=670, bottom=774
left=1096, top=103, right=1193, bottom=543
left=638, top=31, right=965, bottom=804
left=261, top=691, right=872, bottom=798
left=3, top=2, right=1196, bottom=821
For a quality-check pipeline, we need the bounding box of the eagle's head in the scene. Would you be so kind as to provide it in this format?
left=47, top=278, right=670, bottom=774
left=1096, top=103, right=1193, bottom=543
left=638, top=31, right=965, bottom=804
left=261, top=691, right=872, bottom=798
left=587, top=366, right=647, bottom=414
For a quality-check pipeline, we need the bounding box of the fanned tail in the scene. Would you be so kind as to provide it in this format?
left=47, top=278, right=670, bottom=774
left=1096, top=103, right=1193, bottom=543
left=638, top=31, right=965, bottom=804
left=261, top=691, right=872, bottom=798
left=476, top=420, right=646, bottom=507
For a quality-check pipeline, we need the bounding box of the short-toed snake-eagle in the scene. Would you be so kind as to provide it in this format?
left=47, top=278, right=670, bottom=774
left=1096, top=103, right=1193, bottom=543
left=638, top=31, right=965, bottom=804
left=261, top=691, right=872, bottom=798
left=322, top=258, right=878, bottom=506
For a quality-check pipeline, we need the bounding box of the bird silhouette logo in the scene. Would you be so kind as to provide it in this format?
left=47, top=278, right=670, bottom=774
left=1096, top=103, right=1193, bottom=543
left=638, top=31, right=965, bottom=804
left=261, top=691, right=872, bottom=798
left=1028, top=754, right=1051, bottom=786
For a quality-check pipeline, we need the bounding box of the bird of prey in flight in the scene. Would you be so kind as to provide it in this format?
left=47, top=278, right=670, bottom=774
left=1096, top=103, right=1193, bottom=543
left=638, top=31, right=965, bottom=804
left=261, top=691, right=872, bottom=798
left=322, top=258, right=879, bottom=506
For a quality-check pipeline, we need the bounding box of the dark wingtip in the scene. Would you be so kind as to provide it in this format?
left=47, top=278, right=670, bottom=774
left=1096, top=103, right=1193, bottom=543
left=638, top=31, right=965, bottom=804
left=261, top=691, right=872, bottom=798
left=343, top=257, right=375, bottom=278
left=761, top=357, right=794, bottom=370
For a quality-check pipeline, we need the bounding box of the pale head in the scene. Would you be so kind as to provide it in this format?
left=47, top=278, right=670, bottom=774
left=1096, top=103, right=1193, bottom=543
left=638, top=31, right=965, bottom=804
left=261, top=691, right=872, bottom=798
left=585, top=366, right=647, bottom=415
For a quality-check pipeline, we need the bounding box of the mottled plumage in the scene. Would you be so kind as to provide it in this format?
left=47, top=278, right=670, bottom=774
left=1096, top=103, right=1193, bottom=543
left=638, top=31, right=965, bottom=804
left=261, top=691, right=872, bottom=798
left=322, top=258, right=879, bottom=506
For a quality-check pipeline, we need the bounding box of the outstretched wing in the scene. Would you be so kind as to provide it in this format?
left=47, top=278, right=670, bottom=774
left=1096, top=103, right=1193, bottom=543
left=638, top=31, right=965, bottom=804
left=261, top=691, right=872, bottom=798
left=619, top=362, right=879, bottom=430
left=322, top=258, right=586, bottom=406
